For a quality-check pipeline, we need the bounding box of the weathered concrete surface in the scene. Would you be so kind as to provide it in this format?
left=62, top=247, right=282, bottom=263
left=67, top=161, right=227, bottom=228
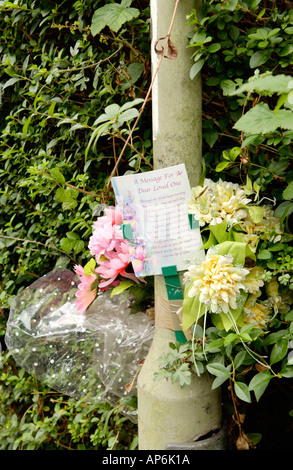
left=151, top=0, right=202, bottom=187
left=166, top=422, right=229, bottom=450
left=138, top=327, right=222, bottom=450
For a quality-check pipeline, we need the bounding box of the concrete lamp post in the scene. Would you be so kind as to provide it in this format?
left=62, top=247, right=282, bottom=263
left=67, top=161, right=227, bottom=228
left=137, top=0, right=224, bottom=451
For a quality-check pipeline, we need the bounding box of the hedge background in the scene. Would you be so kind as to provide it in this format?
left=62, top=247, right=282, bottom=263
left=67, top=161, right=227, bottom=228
left=1, top=0, right=292, bottom=450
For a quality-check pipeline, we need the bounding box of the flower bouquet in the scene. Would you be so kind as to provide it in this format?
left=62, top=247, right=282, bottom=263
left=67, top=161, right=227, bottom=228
left=5, top=205, right=155, bottom=409
left=156, top=177, right=293, bottom=407
left=74, top=205, right=152, bottom=315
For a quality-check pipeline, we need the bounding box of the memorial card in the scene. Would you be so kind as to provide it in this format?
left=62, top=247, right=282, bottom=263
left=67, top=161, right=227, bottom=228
left=111, top=164, right=204, bottom=277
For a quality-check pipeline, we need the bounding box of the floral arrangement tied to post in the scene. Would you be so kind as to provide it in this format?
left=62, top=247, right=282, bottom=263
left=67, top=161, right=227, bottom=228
left=73, top=205, right=151, bottom=315
left=156, top=177, right=293, bottom=415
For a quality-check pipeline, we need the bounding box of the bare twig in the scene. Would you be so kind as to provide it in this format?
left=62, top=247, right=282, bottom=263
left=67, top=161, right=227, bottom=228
left=107, top=0, right=181, bottom=187
left=0, top=235, right=75, bottom=260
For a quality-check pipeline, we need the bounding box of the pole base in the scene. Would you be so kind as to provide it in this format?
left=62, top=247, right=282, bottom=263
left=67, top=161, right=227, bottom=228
left=165, top=424, right=229, bottom=450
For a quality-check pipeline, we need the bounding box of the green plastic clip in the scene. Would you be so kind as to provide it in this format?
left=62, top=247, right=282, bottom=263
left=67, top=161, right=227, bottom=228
left=161, top=266, right=183, bottom=300
left=188, top=213, right=200, bottom=229
left=122, top=223, right=133, bottom=240
left=162, top=266, right=186, bottom=343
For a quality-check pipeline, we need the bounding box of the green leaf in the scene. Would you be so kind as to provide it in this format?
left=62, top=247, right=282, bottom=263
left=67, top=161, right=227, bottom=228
left=234, top=381, right=251, bottom=403
left=215, top=160, right=232, bottom=172
left=84, top=258, right=96, bottom=276
left=229, top=147, right=242, bottom=161
left=249, top=50, right=271, bottom=68
left=263, top=329, right=288, bottom=346
left=257, top=249, right=272, bottom=260
left=280, top=365, right=293, bottom=378
left=118, top=108, right=139, bottom=124
left=60, top=237, right=76, bottom=252
left=208, top=43, right=221, bottom=53
left=270, top=338, right=289, bottom=365
left=248, top=206, right=264, bottom=223
left=201, top=231, right=217, bottom=250
left=211, top=374, right=230, bottom=389
left=62, top=198, right=78, bottom=211
left=60, top=232, right=84, bottom=254
left=283, top=182, right=293, bottom=200
left=171, top=363, right=192, bottom=388
left=73, top=239, right=85, bottom=254
left=2, top=76, right=21, bottom=89
left=204, top=338, right=224, bottom=352
left=220, top=79, right=237, bottom=96
left=105, top=103, right=120, bottom=118
left=110, top=280, right=134, bottom=297
left=190, top=59, right=206, bottom=80
left=120, top=98, right=144, bottom=112
left=249, top=370, right=272, bottom=401
left=212, top=295, right=247, bottom=332
left=48, top=102, right=57, bottom=116
left=215, top=241, right=256, bottom=266
left=49, top=168, right=65, bottom=186
left=22, top=115, right=33, bottom=137
left=269, top=158, right=288, bottom=176
left=224, top=332, right=238, bottom=345
left=234, top=103, right=293, bottom=135
left=220, top=0, right=238, bottom=10
left=206, top=362, right=232, bottom=378
left=274, top=201, right=293, bottom=220
left=234, top=350, right=247, bottom=370
left=91, top=1, right=140, bottom=35
left=182, top=285, right=206, bottom=332
left=55, top=188, right=71, bottom=203
left=247, top=433, right=262, bottom=445
left=204, top=129, right=219, bottom=148
left=209, top=221, right=229, bottom=243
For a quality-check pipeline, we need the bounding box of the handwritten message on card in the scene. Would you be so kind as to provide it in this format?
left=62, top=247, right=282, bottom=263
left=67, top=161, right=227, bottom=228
left=111, top=164, right=204, bottom=276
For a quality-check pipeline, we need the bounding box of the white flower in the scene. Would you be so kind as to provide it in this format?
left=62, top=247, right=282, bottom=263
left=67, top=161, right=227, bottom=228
left=189, top=179, right=251, bottom=227
left=244, top=266, right=265, bottom=294
left=184, top=248, right=250, bottom=314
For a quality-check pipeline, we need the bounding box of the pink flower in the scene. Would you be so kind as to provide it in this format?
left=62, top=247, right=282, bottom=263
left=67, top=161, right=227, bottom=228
left=96, top=241, right=139, bottom=288
left=74, top=264, right=98, bottom=314
left=88, top=206, right=124, bottom=261
left=74, top=205, right=142, bottom=309
left=129, top=244, right=147, bottom=275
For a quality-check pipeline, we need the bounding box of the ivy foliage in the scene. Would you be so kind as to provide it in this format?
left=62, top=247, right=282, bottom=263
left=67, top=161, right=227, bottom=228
left=0, top=351, right=138, bottom=450
left=188, top=0, right=293, bottom=207
left=0, top=0, right=150, bottom=450
left=0, top=0, right=152, bottom=312
left=190, top=0, right=293, bottom=289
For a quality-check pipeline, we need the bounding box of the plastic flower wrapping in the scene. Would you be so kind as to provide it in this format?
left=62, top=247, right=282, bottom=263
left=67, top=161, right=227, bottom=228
left=5, top=205, right=155, bottom=413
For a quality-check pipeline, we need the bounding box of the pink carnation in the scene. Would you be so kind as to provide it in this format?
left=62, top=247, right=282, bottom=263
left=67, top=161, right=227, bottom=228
left=74, top=264, right=97, bottom=314
left=96, top=241, right=139, bottom=288
left=74, top=205, right=142, bottom=310
left=88, top=206, right=123, bottom=261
